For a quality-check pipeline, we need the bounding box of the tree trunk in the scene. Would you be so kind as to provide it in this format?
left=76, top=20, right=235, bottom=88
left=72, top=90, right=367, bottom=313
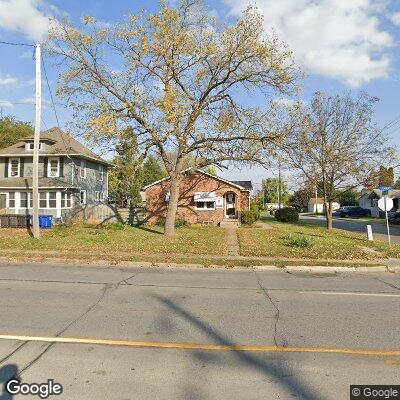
left=326, top=200, right=333, bottom=231
left=164, top=175, right=181, bottom=236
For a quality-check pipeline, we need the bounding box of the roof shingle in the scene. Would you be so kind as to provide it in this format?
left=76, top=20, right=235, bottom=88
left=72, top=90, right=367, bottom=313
left=0, top=127, right=110, bottom=165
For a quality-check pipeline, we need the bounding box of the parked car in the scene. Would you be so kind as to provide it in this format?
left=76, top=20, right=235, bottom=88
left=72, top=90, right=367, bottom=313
left=332, top=206, right=371, bottom=218
left=389, top=211, right=400, bottom=224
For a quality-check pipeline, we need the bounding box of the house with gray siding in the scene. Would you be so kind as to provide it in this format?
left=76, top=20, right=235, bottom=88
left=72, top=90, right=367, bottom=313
left=0, top=127, right=110, bottom=221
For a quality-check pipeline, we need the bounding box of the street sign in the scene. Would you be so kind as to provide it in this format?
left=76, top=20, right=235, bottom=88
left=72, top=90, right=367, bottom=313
left=378, top=196, right=393, bottom=211
left=378, top=195, right=393, bottom=246
left=379, top=185, right=392, bottom=193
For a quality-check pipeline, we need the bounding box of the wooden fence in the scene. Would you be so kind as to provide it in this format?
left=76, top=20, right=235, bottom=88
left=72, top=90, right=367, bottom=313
left=64, top=204, right=146, bottom=225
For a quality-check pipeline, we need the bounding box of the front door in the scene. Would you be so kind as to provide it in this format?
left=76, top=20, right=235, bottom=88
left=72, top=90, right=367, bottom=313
left=225, top=193, right=236, bottom=218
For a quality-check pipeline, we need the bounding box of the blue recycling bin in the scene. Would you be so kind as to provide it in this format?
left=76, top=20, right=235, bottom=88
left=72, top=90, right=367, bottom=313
left=39, top=215, right=53, bottom=229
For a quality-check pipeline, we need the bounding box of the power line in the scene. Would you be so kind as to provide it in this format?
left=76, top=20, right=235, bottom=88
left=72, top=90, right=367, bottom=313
left=0, top=101, right=35, bottom=106
left=41, top=56, right=61, bottom=128
left=0, top=40, right=35, bottom=47
left=381, top=115, right=400, bottom=132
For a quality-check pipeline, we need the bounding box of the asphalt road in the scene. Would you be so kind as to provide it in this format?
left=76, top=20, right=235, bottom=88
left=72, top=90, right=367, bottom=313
left=0, top=263, right=399, bottom=399
left=301, top=214, right=400, bottom=243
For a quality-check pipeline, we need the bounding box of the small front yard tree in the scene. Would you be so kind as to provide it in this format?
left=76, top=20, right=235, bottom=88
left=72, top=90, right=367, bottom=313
left=48, top=0, right=297, bottom=235
left=280, top=92, right=396, bottom=230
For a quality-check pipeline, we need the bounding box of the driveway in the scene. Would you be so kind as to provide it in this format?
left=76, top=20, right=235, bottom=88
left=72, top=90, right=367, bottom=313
left=0, top=263, right=399, bottom=399
left=301, top=214, right=400, bottom=243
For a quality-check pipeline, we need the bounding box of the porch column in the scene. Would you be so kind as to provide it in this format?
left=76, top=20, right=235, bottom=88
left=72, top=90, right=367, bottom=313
left=56, top=191, right=62, bottom=218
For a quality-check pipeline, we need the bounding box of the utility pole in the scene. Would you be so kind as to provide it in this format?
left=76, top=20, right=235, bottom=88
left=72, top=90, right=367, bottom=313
left=32, top=43, right=41, bottom=239
left=315, top=185, right=318, bottom=215
left=278, top=159, right=282, bottom=209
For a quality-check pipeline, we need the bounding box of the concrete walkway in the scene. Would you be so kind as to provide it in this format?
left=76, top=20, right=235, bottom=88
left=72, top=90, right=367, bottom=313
left=225, top=227, right=240, bottom=256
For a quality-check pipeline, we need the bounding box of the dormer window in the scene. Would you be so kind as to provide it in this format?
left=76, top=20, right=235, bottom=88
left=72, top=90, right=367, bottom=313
left=47, top=157, right=60, bottom=178
left=26, top=142, right=42, bottom=151
left=9, top=158, right=20, bottom=177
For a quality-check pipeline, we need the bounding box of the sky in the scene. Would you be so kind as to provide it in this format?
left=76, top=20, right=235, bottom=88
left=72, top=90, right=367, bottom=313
left=0, top=0, right=400, bottom=190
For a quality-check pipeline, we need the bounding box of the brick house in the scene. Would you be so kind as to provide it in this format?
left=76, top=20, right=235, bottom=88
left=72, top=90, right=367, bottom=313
left=144, top=169, right=252, bottom=225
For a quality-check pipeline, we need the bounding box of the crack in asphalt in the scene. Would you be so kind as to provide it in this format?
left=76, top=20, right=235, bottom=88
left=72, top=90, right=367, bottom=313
left=6, top=271, right=142, bottom=377
left=253, top=270, right=281, bottom=347
left=373, top=277, right=400, bottom=291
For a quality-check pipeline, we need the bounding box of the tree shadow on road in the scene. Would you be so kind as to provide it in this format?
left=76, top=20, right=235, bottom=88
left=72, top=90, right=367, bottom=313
left=0, top=364, right=19, bottom=400
left=154, top=295, right=326, bottom=400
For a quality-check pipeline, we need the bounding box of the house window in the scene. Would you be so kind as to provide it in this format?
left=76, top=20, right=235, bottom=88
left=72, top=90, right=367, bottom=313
left=62, top=193, right=72, bottom=208
left=80, top=190, right=86, bottom=205
left=27, top=142, right=42, bottom=151
left=8, top=192, right=15, bottom=208
left=100, top=192, right=104, bottom=202
left=80, top=160, right=87, bottom=178
left=9, top=158, right=20, bottom=177
left=99, top=165, right=104, bottom=181
left=48, top=157, right=60, bottom=178
left=20, top=192, right=29, bottom=208
left=95, top=191, right=100, bottom=202
left=371, top=199, right=378, bottom=207
left=39, top=192, right=47, bottom=208
left=195, top=201, right=215, bottom=210
left=49, top=192, right=57, bottom=208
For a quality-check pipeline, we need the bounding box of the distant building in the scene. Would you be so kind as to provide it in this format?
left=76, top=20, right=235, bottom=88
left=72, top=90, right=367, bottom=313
left=359, top=189, right=400, bottom=217
left=308, top=197, right=340, bottom=213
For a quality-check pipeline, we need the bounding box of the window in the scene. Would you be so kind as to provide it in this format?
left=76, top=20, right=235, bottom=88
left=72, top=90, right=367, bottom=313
left=9, top=158, right=20, bottom=177
left=371, top=199, right=378, bottom=207
left=27, top=142, right=42, bottom=151
left=62, top=193, right=72, bottom=208
left=80, top=160, right=87, bottom=178
left=20, top=192, right=29, bottom=208
left=99, top=165, right=104, bottom=181
left=95, top=191, right=105, bottom=202
left=195, top=201, right=215, bottom=210
left=20, top=192, right=34, bottom=209
left=8, top=192, right=15, bottom=208
left=48, top=157, right=60, bottom=178
left=49, top=192, right=56, bottom=208
left=39, top=192, right=47, bottom=208
left=80, top=190, right=86, bottom=205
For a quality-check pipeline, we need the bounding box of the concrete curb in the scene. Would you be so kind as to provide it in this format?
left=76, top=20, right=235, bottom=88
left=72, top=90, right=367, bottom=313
left=0, top=256, right=397, bottom=273
left=253, top=265, right=391, bottom=273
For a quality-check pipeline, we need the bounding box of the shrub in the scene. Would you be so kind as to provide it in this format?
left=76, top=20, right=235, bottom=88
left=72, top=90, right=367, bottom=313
left=250, top=203, right=261, bottom=220
left=274, top=207, right=299, bottom=223
left=156, top=217, right=188, bottom=228
left=283, top=233, right=315, bottom=248
left=241, top=210, right=259, bottom=225
left=155, top=217, right=166, bottom=227
left=103, top=222, right=126, bottom=231
left=174, top=218, right=188, bottom=228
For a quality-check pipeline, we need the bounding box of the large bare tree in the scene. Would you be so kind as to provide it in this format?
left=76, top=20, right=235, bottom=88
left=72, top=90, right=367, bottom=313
left=279, top=92, right=396, bottom=230
left=48, top=0, right=297, bottom=235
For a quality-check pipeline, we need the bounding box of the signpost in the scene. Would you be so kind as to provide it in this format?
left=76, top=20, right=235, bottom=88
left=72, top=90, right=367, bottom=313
left=378, top=185, right=393, bottom=245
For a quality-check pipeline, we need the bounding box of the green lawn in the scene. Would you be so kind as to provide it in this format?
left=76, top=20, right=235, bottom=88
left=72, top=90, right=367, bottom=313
left=0, top=224, right=227, bottom=257
left=238, top=219, right=400, bottom=260
left=0, top=219, right=398, bottom=264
